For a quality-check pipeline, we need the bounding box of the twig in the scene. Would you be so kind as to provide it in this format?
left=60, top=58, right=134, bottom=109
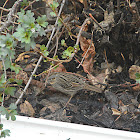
left=15, top=0, right=66, bottom=105
left=75, top=18, right=90, bottom=46
left=62, top=18, right=90, bottom=62
left=89, top=13, right=105, bottom=31
left=1, top=59, right=7, bottom=107
left=0, top=7, right=10, bottom=12
left=0, top=0, right=23, bottom=32
left=24, top=0, right=36, bottom=10
left=55, top=16, right=74, bottom=38
left=35, top=62, right=63, bottom=77
left=77, top=30, right=94, bottom=68
left=0, top=0, right=9, bottom=25
left=117, top=0, right=120, bottom=11
left=72, top=27, right=92, bottom=39
left=2, top=59, right=7, bottom=80
left=45, top=36, right=59, bottom=86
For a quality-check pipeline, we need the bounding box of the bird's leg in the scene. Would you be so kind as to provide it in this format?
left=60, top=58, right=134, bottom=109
left=63, top=94, right=73, bottom=109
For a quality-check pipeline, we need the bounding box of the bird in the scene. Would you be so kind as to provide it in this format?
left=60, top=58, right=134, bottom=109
left=47, top=72, right=103, bottom=107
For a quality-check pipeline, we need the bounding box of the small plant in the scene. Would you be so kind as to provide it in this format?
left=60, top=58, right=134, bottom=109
left=0, top=0, right=48, bottom=137
left=13, top=10, right=48, bottom=51
left=0, top=127, right=11, bottom=138
left=135, top=73, right=140, bottom=84
left=49, top=1, right=59, bottom=17
left=40, top=45, right=49, bottom=57
left=61, top=39, right=80, bottom=59
left=0, top=0, right=79, bottom=138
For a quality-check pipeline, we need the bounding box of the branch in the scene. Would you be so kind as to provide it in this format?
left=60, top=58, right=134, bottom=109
left=15, top=0, right=66, bottom=105
left=0, top=0, right=23, bottom=32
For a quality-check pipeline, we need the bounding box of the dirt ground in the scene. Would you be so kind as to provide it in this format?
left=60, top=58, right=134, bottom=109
left=2, top=0, right=140, bottom=133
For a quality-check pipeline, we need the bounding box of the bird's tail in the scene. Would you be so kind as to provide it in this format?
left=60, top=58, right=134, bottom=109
left=84, top=84, right=103, bottom=93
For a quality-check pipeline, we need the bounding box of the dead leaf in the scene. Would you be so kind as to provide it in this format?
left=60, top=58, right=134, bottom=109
left=101, top=62, right=115, bottom=70
left=119, top=100, right=128, bottom=115
left=129, top=65, right=140, bottom=91
left=39, top=99, right=61, bottom=117
left=78, top=0, right=84, bottom=3
left=16, top=70, right=45, bottom=89
left=42, top=0, right=53, bottom=5
left=87, top=74, right=99, bottom=85
left=116, top=66, right=123, bottom=73
left=79, top=36, right=96, bottom=73
left=15, top=52, right=30, bottom=62
left=0, top=61, right=3, bottom=70
left=129, top=65, right=140, bottom=80
left=24, top=64, right=34, bottom=72
left=83, top=56, right=94, bottom=73
left=88, top=72, right=107, bottom=90
left=51, top=63, right=67, bottom=73
left=111, top=108, right=121, bottom=116
left=16, top=70, right=29, bottom=84
left=20, top=100, right=35, bottom=117
left=80, top=36, right=95, bottom=58
left=132, top=84, right=140, bottom=91
left=94, top=7, right=114, bottom=30
left=40, top=106, right=48, bottom=116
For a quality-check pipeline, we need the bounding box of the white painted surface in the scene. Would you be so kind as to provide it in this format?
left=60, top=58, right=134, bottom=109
left=1, top=115, right=140, bottom=140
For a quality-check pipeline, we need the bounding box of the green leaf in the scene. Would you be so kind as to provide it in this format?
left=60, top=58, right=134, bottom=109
left=135, top=73, right=140, bottom=84
left=43, top=59, right=48, bottom=62
left=62, top=50, right=71, bottom=59
left=0, top=124, right=3, bottom=129
left=62, top=46, right=74, bottom=59
left=58, top=19, right=62, bottom=26
left=53, top=55, right=58, bottom=60
left=15, top=79, right=23, bottom=85
left=21, top=0, right=29, bottom=7
left=5, top=87, right=16, bottom=96
left=36, top=15, right=48, bottom=27
left=7, top=26, right=13, bottom=31
left=0, top=74, right=6, bottom=84
left=21, top=43, right=30, bottom=51
left=40, top=45, right=46, bottom=51
left=4, top=57, right=12, bottom=70
left=10, top=64, right=22, bottom=74
left=0, top=94, right=3, bottom=102
left=11, top=115, right=16, bottom=121
left=67, top=46, right=74, bottom=52
left=0, top=129, right=10, bottom=138
left=9, top=103, right=17, bottom=110
left=40, top=45, right=49, bottom=57
left=0, top=34, right=16, bottom=59
left=38, top=27, right=46, bottom=36
left=0, top=106, right=8, bottom=116
left=135, top=73, right=140, bottom=79
left=18, top=10, right=35, bottom=25
left=43, top=51, right=49, bottom=57
left=30, top=39, right=36, bottom=49
left=50, top=1, right=59, bottom=10
left=50, top=12, right=56, bottom=17
left=8, top=78, right=15, bottom=83
left=23, top=31, right=32, bottom=43
left=13, top=26, right=32, bottom=44
left=0, top=34, right=16, bottom=49
left=9, top=110, right=18, bottom=119
left=54, top=65, right=59, bottom=69
left=61, top=39, right=66, bottom=46
left=74, top=44, right=80, bottom=51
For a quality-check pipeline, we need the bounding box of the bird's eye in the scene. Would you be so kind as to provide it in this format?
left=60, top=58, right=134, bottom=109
left=51, top=78, right=55, bottom=81
left=49, top=77, right=56, bottom=84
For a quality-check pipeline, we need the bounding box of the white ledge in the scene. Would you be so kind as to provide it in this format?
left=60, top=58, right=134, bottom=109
left=1, top=115, right=140, bottom=140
